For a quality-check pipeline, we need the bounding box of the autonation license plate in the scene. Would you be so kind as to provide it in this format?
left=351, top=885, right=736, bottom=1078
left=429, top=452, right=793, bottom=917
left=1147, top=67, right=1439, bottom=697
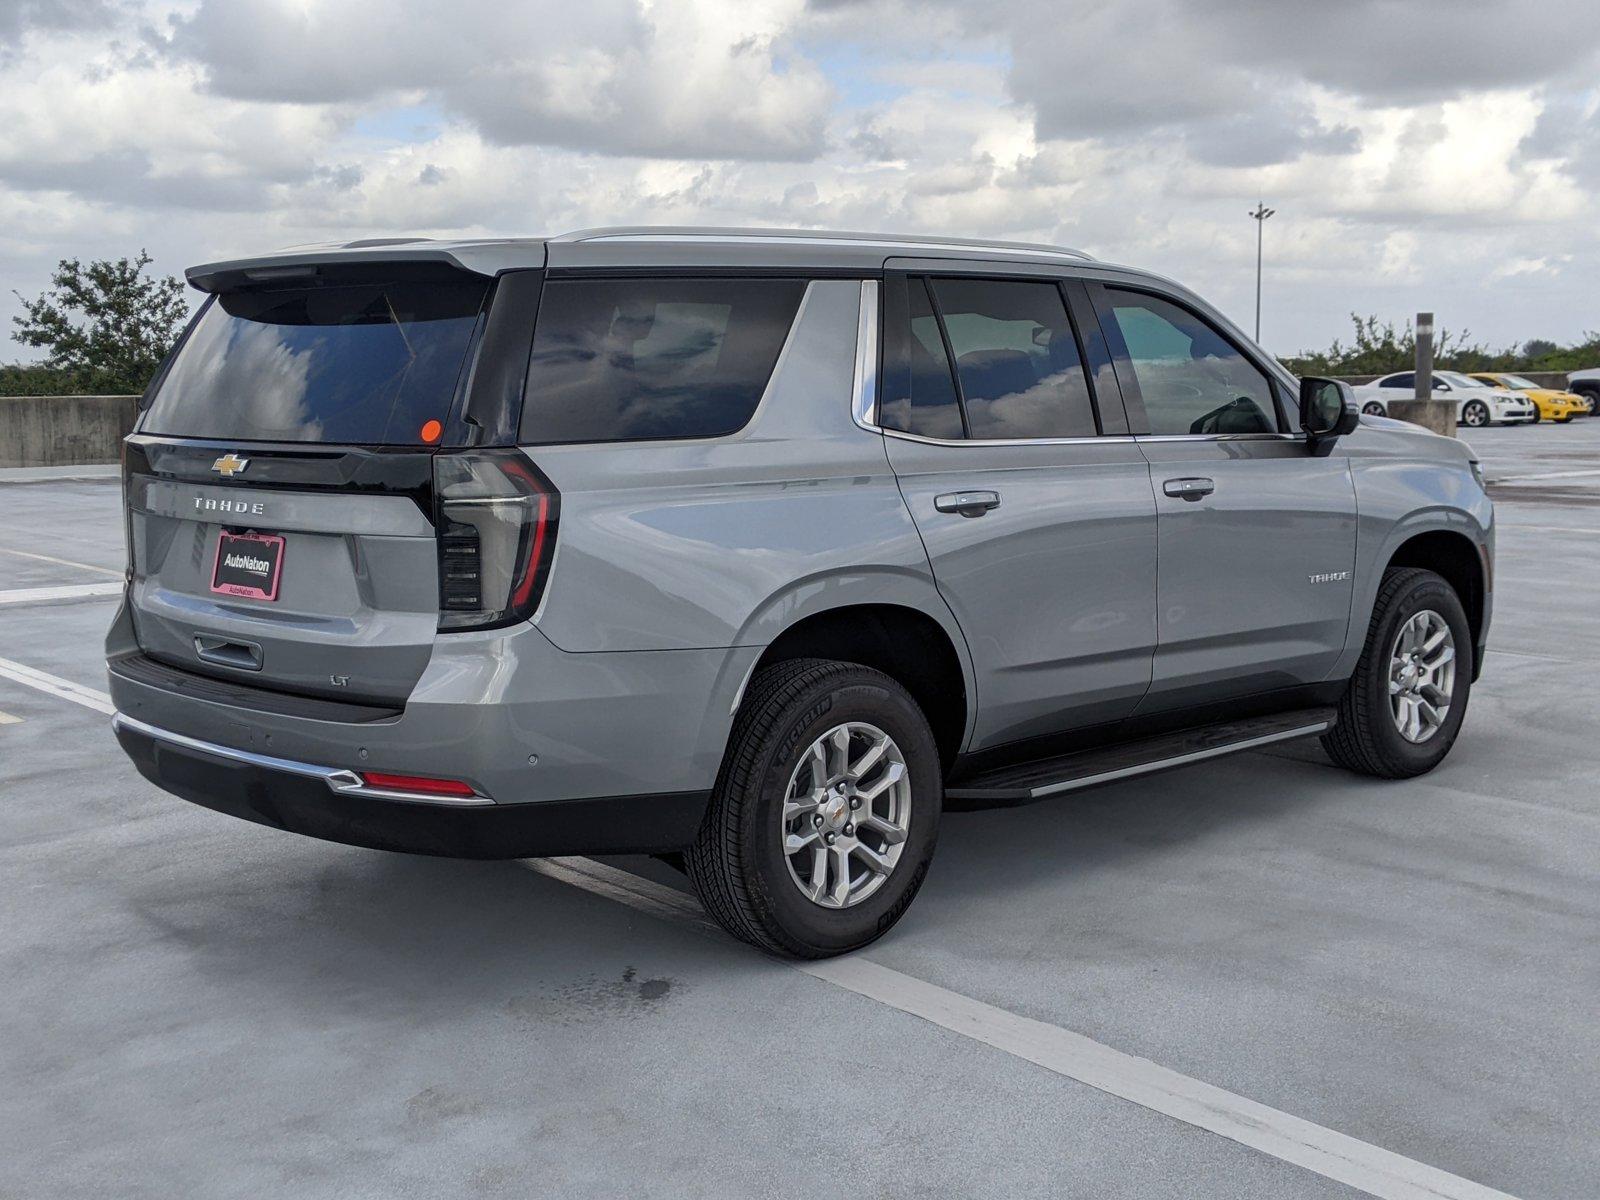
left=211, top=531, right=285, bottom=601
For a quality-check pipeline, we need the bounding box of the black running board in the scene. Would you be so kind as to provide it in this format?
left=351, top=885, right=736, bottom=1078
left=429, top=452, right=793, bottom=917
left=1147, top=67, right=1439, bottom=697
left=945, top=708, right=1336, bottom=808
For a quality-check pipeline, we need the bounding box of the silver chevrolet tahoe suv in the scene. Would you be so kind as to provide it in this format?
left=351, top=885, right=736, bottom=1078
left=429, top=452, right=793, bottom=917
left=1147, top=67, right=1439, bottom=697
left=108, top=227, right=1493, bottom=958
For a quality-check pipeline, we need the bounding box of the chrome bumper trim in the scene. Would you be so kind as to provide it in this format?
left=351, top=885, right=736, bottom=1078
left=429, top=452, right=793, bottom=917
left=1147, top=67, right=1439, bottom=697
left=111, top=712, right=496, bottom=807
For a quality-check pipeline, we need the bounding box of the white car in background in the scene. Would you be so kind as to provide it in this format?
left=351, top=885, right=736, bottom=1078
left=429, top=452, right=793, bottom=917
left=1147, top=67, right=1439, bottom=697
left=1355, top=370, right=1537, bottom=427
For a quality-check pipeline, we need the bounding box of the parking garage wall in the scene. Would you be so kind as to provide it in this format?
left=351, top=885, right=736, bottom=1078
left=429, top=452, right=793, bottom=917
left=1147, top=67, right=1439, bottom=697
left=0, top=395, right=140, bottom=467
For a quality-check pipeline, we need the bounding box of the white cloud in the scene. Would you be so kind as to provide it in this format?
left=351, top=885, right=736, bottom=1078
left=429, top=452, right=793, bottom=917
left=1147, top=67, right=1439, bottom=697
left=161, top=0, right=833, bottom=160
left=1, top=0, right=1599, bottom=361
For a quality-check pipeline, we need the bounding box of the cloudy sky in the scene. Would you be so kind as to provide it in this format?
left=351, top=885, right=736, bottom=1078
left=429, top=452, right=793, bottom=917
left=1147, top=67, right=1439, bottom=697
left=3, top=0, right=1598, bottom=359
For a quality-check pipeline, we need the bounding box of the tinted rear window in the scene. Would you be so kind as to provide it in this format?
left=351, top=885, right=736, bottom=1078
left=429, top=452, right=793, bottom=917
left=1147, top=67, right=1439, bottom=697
left=520, top=278, right=805, bottom=444
left=143, top=280, right=487, bottom=444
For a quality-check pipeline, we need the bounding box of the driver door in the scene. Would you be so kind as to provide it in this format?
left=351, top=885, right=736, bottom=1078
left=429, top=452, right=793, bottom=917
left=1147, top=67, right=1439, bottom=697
left=1087, top=282, right=1359, bottom=711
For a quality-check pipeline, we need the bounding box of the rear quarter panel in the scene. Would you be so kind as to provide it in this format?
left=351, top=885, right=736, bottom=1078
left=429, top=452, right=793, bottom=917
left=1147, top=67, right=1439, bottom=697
left=524, top=278, right=976, bottom=735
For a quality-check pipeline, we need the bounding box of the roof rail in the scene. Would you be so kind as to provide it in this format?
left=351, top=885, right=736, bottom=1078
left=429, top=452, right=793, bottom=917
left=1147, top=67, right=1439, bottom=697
left=552, top=225, right=1093, bottom=261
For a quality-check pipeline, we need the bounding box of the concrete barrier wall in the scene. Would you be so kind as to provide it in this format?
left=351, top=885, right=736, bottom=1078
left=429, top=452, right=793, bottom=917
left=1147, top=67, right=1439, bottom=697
left=0, top=395, right=140, bottom=468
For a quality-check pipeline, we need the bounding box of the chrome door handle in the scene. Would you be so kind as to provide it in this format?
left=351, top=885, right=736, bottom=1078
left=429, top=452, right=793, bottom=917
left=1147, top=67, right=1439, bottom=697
left=1162, top=477, right=1215, bottom=501
left=934, top=490, right=1001, bottom=517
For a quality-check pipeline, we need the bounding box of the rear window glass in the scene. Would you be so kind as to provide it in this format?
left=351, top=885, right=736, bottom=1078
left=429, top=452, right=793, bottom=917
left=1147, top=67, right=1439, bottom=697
left=143, top=281, right=488, bottom=444
left=520, top=278, right=805, bottom=444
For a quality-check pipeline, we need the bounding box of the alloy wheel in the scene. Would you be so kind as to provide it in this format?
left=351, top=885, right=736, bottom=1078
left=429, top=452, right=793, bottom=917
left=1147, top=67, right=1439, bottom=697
left=780, top=722, right=912, bottom=909
left=1388, top=609, right=1456, bottom=743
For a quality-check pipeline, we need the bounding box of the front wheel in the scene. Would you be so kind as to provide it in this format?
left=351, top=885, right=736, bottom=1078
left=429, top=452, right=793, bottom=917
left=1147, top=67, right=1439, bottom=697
left=1526, top=408, right=1541, bottom=424
left=686, top=658, right=942, bottom=958
left=1322, top=567, right=1473, bottom=778
left=1461, top=400, right=1490, bottom=427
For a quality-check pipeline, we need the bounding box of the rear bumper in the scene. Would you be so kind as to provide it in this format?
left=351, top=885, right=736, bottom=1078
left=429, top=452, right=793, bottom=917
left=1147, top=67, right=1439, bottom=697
left=114, top=712, right=710, bottom=859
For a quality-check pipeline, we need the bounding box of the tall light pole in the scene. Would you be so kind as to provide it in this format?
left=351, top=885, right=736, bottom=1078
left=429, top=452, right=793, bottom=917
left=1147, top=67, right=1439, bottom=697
left=1249, top=201, right=1275, bottom=343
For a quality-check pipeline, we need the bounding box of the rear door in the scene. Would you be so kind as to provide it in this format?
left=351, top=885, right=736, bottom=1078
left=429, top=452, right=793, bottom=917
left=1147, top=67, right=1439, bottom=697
left=122, top=263, right=539, bottom=706
left=879, top=265, right=1158, bottom=749
left=1087, top=281, right=1357, bottom=710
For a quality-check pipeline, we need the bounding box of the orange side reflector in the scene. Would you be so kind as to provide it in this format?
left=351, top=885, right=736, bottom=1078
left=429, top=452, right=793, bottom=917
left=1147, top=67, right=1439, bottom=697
left=420, top=419, right=443, bottom=444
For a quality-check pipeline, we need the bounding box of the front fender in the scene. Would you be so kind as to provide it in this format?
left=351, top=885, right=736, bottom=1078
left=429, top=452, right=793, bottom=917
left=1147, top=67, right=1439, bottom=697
left=1335, top=441, right=1493, bottom=681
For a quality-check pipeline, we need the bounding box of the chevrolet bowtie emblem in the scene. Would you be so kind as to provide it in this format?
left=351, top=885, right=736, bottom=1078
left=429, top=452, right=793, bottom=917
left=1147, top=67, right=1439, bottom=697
left=211, top=453, right=250, bottom=478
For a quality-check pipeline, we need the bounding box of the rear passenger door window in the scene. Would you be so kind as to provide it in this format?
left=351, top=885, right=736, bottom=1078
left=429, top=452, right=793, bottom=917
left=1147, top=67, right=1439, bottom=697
left=521, top=278, right=805, bottom=444
left=1100, top=289, right=1278, bottom=436
left=881, top=275, right=1099, bottom=440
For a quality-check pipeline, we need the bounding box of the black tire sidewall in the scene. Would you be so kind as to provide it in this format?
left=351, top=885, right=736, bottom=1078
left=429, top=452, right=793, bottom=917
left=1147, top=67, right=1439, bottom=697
left=1358, top=574, right=1473, bottom=772
left=739, top=674, right=941, bottom=955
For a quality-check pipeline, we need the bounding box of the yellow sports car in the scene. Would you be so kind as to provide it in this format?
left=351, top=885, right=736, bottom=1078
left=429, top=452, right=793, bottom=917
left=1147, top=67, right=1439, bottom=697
left=1469, top=373, right=1590, bottom=422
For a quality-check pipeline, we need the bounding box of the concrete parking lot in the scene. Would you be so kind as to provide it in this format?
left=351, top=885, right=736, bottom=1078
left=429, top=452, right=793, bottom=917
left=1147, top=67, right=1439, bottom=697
left=2, top=423, right=1597, bottom=1199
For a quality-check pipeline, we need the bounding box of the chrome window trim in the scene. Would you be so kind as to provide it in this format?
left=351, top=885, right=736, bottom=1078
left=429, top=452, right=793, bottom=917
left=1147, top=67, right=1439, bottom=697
left=1134, top=432, right=1306, bottom=444
left=111, top=712, right=496, bottom=807
left=880, top=428, right=1138, bottom=448
left=876, top=429, right=1303, bottom=449
left=851, top=280, right=880, bottom=431
left=855, top=271, right=1305, bottom=450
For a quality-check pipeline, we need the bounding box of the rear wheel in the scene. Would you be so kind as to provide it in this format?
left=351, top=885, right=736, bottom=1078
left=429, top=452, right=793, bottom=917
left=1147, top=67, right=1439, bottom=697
left=1322, top=567, right=1472, bottom=778
left=1362, top=401, right=1385, bottom=416
left=686, top=658, right=942, bottom=958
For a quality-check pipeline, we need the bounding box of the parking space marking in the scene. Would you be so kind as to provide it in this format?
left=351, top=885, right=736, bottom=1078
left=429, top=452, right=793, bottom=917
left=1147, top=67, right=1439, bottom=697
left=0, top=545, right=124, bottom=576
left=0, top=710, right=20, bottom=725
left=0, top=658, right=114, bottom=715
left=1498, top=525, right=1600, bottom=536
left=525, top=855, right=1519, bottom=1200
left=0, top=581, right=125, bottom=607
left=6, top=624, right=1531, bottom=1200
left=1489, top=467, right=1600, bottom=483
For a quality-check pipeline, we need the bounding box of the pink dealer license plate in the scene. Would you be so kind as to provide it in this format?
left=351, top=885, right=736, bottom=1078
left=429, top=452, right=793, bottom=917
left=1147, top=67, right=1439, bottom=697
left=210, top=530, right=285, bottom=601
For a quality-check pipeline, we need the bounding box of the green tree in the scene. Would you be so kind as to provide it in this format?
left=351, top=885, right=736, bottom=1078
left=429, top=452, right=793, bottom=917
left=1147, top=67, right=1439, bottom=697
left=11, top=251, right=189, bottom=394
left=1282, top=313, right=1484, bottom=376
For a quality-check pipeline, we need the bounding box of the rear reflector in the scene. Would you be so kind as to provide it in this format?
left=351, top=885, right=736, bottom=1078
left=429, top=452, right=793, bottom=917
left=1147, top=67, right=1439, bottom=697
left=359, top=771, right=477, bottom=798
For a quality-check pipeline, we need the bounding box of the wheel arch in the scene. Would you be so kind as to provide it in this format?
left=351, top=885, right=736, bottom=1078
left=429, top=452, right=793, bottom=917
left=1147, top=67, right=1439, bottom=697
left=1384, top=527, right=1487, bottom=661
left=739, top=598, right=973, bottom=771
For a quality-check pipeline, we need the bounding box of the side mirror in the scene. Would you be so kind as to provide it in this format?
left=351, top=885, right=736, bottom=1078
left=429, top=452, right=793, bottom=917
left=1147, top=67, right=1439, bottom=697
left=1299, top=377, right=1359, bottom=444
left=1434, top=381, right=1452, bottom=393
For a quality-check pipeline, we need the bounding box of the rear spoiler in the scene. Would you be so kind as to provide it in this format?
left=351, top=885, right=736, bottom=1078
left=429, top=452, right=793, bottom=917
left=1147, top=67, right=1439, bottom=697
left=186, top=240, right=547, bottom=293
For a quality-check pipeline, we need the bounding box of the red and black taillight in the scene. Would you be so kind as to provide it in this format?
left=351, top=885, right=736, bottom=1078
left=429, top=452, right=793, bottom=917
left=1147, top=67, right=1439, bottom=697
left=433, top=449, right=559, bottom=632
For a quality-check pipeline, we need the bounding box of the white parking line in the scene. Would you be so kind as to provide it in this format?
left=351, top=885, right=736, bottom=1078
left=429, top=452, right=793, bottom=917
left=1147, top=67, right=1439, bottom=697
left=1498, top=525, right=1600, bottom=536
left=0, top=710, right=20, bottom=725
left=1489, top=468, right=1600, bottom=483
left=0, top=657, right=114, bottom=714
left=0, top=545, right=124, bottom=576
left=0, top=581, right=125, bottom=606
left=9, top=655, right=1522, bottom=1200
left=524, top=856, right=1519, bottom=1200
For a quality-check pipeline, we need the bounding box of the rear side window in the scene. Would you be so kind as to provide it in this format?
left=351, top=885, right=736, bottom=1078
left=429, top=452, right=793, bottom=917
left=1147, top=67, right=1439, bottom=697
left=884, top=277, right=965, bottom=439
left=1381, top=374, right=1413, bottom=389
left=143, top=280, right=488, bottom=445
left=520, top=278, right=805, bottom=444
left=931, top=278, right=1097, bottom=439
left=881, top=275, right=1098, bottom=440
